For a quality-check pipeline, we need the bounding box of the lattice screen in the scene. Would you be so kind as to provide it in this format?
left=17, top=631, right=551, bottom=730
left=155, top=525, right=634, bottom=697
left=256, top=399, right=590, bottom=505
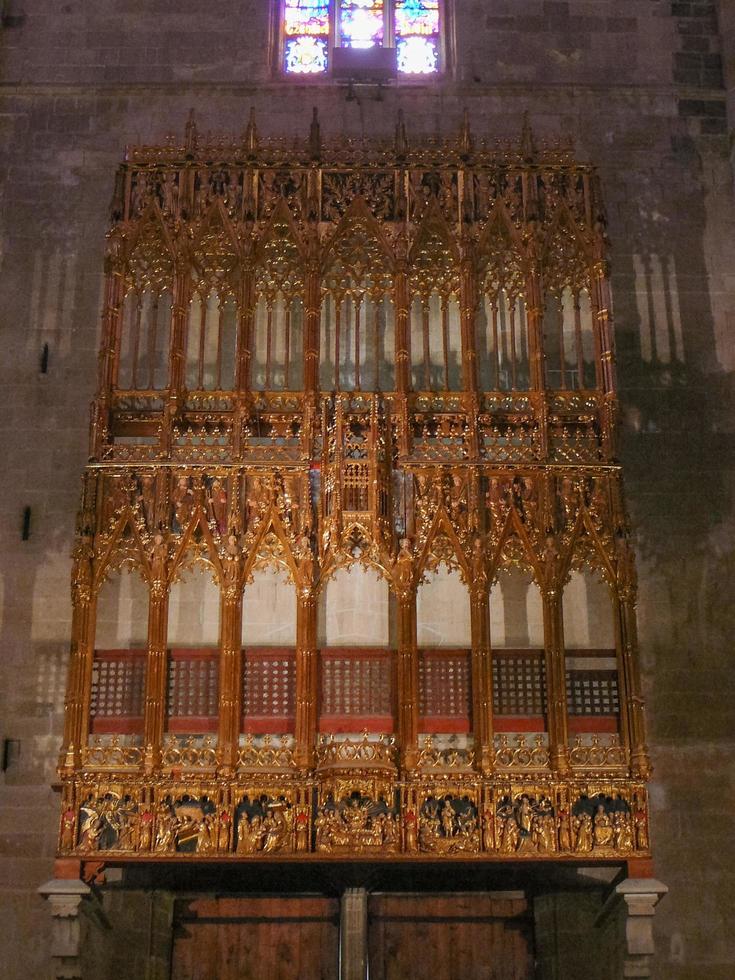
left=90, top=650, right=146, bottom=732
left=419, top=650, right=471, bottom=732
left=320, top=650, right=392, bottom=731
left=167, top=650, right=218, bottom=731
left=492, top=652, right=546, bottom=716
left=566, top=668, right=619, bottom=716
left=242, top=649, right=296, bottom=733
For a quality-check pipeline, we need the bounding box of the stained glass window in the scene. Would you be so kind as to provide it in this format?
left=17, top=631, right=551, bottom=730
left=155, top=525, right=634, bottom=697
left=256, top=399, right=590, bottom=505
left=339, top=0, right=384, bottom=49
left=395, top=0, right=439, bottom=75
left=284, top=0, right=330, bottom=75
left=282, top=1, right=442, bottom=77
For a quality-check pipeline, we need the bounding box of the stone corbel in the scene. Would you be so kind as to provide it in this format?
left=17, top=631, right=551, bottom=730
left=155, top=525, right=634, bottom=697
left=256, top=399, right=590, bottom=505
left=596, top=877, right=668, bottom=978
left=38, top=878, right=109, bottom=980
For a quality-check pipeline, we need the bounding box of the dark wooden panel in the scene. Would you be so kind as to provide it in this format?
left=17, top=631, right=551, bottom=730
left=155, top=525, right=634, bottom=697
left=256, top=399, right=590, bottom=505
left=368, top=893, right=533, bottom=980
left=171, top=896, right=339, bottom=980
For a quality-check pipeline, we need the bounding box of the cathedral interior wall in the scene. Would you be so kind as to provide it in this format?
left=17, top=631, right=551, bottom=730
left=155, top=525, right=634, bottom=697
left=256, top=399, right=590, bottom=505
left=0, top=2, right=734, bottom=977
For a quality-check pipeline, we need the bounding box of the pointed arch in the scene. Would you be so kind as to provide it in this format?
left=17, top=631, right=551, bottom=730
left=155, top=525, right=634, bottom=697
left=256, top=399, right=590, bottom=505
left=169, top=506, right=224, bottom=586
left=476, top=203, right=531, bottom=391
left=117, top=203, right=175, bottom=391
left=320, top=198, right=396, bottom=392
left=252, top=199, right=307, bottom=390
left=489, top=506, right=542, bottom=583
left=94, top=510, right=152, bottom=591
left=560, top=506, right=616, bottom=587
left=124, top=201, right=176, bottom=292
left=542, top=204, right=598, bottom=390
left=242, top=507, right=300, bottom=585
left=408, top=201, right=462, bottom=391
left=416, top=505, right=471, bottom=582
left=190, top=199, right=242, bottom=292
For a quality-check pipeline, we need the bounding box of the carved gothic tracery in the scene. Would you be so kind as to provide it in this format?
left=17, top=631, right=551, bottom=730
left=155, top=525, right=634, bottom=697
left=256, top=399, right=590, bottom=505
left=59, top=114, right=651, bottom=866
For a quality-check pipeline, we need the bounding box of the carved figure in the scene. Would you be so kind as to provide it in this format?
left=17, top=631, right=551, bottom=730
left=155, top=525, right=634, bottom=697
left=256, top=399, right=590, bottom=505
left=593, top=804, right=614, bottom=848
left=613, top=812, right=634, bottom=851
left=154, top=804, right=176, bottom=854
left=634, top=805, right=649, bottom=850
left=574, top=812, right=593, bottom=853
left=207, top=478, right=228, bottom=535
left=138, top=810, right=154, bottom=852
left=172, top=476, right=194, bottom=530
left=60, top=807, right=77, bottom=851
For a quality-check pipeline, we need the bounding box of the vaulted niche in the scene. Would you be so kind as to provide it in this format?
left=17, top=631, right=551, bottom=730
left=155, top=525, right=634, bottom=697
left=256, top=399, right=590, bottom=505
left=476, top=215, right=530, bottom=392
left=476, top=290, right=530, bottom=391
left=118, top=287, right=172, bottom=391
left=563, top=569, right=619, bottom=736
left=253, top=294, right=304, bottom=390
left=318, top=566, right=392, bottom=733
left=166, top=565, right=220, bottom=735
left=185, top=289, right=238, bottom=391
left=320, top=292, right=395, bottom=391
left=253, top=207, right=306, bottom=391
left=489, top=569, right=547, bottom=737
left=417, top=566, right=472, bottom=736
left=241, top=568, right=296, bottom=734
left=543, top=286, right=596, bottom=390
left=320, top=213, right=395, bottom=392
left=409, top=292, right=462, bottom=391
left=91, top=569, right=149, bottom=739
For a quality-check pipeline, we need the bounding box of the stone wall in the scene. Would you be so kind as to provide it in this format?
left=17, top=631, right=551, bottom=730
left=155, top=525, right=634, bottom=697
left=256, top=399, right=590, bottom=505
left=1, top=2, right=734, bottom=977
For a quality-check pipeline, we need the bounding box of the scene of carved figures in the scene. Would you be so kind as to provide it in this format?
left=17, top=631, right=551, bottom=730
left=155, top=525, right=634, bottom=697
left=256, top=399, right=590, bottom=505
left=78, top=793, right=139, bottom=853
left=151, top=795, right=218, bottom=854
left=571, top=794, right=635, bottom=853
left=315, top=793, right=398, bottom=854
left=235, top=796, right=295, bottom=855
left=495, top=793, right=558, bottom=856
left=418, top=795, right=480, bottom=854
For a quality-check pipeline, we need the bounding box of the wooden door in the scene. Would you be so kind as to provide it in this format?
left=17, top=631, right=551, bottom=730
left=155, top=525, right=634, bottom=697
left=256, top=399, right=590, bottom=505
left=171, top=896, right=339, bottom=980
left=368, top=893, right=534, bottom=980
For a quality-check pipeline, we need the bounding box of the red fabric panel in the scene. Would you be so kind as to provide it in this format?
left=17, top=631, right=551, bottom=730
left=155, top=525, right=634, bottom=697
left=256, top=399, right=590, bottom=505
left=494, top=716, right=547, bottom=732
left=568, top=715, right=618, bottom=733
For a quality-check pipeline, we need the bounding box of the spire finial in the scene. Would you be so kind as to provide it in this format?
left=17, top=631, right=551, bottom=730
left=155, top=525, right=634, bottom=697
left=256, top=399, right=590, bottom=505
left=244, top=106, right=258, bottom=157
left=395, top=109, right=408, bottom=159
left=309, top=107, right=321, bottom=161
left=185, top=108, right=198, bottom=154
left=520, top=111, right=535, bottom=162
left=460, top=108, right=473, bottom=159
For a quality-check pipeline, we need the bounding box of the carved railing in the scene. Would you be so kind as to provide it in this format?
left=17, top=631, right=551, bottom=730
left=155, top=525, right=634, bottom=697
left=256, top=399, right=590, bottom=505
left=236, top=734, right=296, bottom=771
left=493, top=734, right=550, bottom=771
left=315, top=733, right=398, bottom=771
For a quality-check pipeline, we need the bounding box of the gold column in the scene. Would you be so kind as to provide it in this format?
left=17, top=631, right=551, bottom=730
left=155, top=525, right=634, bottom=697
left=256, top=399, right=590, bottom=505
left=469, top=579, right=494, bottom=774
left=218, top=550, right=243, bottom=772
left=59, top=535, right=96, bottom=772
left=615, top=580, right=651, bottom=779
left=304, top=239, right=321, bottom=394
left=90, top=268, right=125, bottom=458
left=143, top=551, right=169, bottom=773
left=394, top=250, right=410, bottom=395
left=236, top=265, right=255, bottom=391
left=542, top=588, right=570, bottom=774
left=459, top=242, right=478, bottom=394
left=294, top=588, right=318, bottom=770
left=396, top=587, right=419, bottom=770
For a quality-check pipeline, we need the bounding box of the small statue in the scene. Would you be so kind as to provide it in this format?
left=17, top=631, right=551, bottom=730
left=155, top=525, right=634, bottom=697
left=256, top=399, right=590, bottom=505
left=138, top=810, right=154, bottom=852
left=404, top=808, right=418, bottom=852
left=207, top=478, right=228, bottom=536
left=172, top=475, right=194, bottom=530
left=60, top=807, right=77, bottom=852
left=573, top=812, right=593, bottom=853
left=593, top=804, right=614, bottom=848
